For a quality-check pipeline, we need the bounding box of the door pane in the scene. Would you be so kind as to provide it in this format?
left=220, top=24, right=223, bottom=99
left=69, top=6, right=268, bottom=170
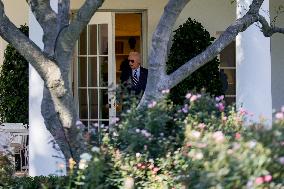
left=79, top=89, right=88, bottom=119
left=100, top=89, right=109, bottom=119
left=88, top=57, right=98, bottom=87
left=99, top=24, right=108, bottom=55
left=89, top=25, right=98, bottom=55
left=79, top=28, right=87, bottom=55
left=100, top=57, right=108, bottom=87
left=89, top=89, right=99, bottom=119
left=78, top=57, right=87, bottom=87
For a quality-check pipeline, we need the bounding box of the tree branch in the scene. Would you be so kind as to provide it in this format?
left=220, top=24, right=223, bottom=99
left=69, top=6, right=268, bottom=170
left=167, top=14, right=258, bottom=89
left=27, top=0, right=58, bottom=55
left=149, top=0, right=190, bottom=76
left=58, top=0, right=70, bottom=28
left=166, top=0, right=269, bottom=89
left=257, top=14, right=284, bottom=36
left=55, top=0, right=104, bottom=59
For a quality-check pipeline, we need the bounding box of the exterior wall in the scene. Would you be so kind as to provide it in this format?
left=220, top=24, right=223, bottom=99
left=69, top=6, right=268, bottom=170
left=71, top=0, right=236, bottom=67
left=0, top=0, right=29, bottom=65
left=271, top=0, right=284, bottom=112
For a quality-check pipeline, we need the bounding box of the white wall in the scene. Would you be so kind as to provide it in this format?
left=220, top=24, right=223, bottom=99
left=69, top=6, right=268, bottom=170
left=270, top=0, right=284, bottom=112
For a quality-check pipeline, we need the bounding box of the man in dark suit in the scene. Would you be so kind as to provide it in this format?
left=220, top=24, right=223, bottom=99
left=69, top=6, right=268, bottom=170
left=121, top=52, right=148, bottom=96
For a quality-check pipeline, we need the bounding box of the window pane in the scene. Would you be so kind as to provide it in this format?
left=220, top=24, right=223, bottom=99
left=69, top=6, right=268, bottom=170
left=79, top=27, right=87, bottom=55
left=89, top=89, right=98, bottom=119
left=222, top=69, right=236, bottom=95
left=79, top=89, right=88, bottom=119
left=100, top=56, right=108, bottom=87
left=220, top=41, right=235, bottom=67
left=99, top=24, right=108, bottom=55
left=78, top=57, right=87, bottom=87
left=88, top=57, right=97, bottom=87
left=89, top=25, right=98, bottom=55
left=225, top=97, right=236, bottom=106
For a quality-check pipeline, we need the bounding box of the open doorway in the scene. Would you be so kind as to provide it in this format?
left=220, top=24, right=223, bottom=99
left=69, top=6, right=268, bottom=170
left=74, top=12, right=145, bottom=129
left=115, top=13, right=143, bottom=85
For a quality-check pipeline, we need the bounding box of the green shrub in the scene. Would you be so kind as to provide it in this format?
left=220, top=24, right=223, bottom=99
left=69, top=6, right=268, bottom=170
left=166, top=18, right=223, bottom=104
left=5, top=93, right=284, bottom=188
left=0, top=154, right=14, bottom=187
left=0, top=25, right=29, bottom=124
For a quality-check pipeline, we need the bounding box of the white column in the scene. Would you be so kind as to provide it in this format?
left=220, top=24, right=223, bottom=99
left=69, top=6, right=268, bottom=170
left=236, top=0, right=272, bottom=126
left=29, top=0, right=66, bottom=176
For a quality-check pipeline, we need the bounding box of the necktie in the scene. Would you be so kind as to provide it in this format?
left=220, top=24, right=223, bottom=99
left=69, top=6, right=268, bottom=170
left=132, top=70, right=138, bottom=86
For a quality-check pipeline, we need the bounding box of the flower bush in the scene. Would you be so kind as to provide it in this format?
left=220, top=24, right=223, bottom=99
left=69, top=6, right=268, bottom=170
left=4, top=93, right=284, bottom=188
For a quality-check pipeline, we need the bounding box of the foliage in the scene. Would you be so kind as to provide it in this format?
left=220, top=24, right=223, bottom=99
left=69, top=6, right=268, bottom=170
left=0, top=25, right=29, bottom=124
left=166, top=17, right=223, bottom=104
left=5, top=176, right=68, bottom=189
left=0, top=154, right=14, bottom=187
left=5, top=93, right=284, bottom=188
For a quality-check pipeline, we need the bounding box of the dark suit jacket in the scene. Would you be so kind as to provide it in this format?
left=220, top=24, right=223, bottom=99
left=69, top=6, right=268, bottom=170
left=121, top=67, right=148, bottom=95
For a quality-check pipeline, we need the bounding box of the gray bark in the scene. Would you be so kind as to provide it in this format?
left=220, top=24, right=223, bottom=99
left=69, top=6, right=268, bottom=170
left=0, top=0, right=104, bottom=162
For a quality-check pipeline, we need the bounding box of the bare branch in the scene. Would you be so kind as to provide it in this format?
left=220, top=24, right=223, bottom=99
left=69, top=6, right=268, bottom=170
left=167, top=14, right=258, bottom=89
left=27, top=0, right=58, bottom=55
left=55, top=0, right=104, bottom=57
left=58, top=0, right=70, bottom=28
left=257, top=14, right=284, bottom=36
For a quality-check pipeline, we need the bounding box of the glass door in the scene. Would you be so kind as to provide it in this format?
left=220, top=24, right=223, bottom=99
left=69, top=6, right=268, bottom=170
left=75, top=12, right=115, bottom=131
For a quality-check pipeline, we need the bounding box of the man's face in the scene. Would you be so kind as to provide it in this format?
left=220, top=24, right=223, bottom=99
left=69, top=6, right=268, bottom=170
left=128, top=54, right=140, bottom=70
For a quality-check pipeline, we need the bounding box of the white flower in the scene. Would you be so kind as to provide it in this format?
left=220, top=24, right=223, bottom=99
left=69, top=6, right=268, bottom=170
left=80, top=153, right=92, bottom=161
left=248, top=140, right=257, bottom=148
left=185, top=93, right=192, bottom=99
left=191, top=130, right=201, bottom=139
left=135, top=128, right=141, bottom=133
left=136, top=153, right=141, bottom=158
left=278, top=157, right=284, bottom=165
left=195, top=152, right=204, bottom=160
left=281, top=106, right=284, bottom=113
left=149, top=159, right=154, bottom=163
left=162, top=89, right=170, bottom=94
left=78, top=159, right=88, bottom=170
left=91, top=146, right=100, bottom=153
left=213, top=131, right=225, bottom=142
left=275, top=112, right=284, bottom=120
left=148, top=101, right=157, bottom=108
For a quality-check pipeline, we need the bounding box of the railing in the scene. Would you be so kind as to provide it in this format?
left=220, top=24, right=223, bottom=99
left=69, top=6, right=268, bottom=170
left=0, top=123, right=29, bottom=173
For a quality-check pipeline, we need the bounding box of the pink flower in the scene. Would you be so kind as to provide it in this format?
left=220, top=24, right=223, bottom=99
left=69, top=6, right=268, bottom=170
left=148, top=101, right=157, bottom=108
left=255, top=177, right=264, bottom=185
left=239, top=107, right=248, bottom=116
left=216, top=102, right=225, bottom=112
left=213, top=131, right=225, bottom=142
left=275, top=112, right=284, bottom=120
left=263, top=175, right=272, bottom=182
left=235, top=133, right=241, bottom=140
left=190, top=95, right=198, bottom=102
left=222, top=116, right=227, bottom=121
left=182, top=104, right=189, bottom=113
left=185, top=93, right=192, bottom=99
left=198, top=123, right=206, bottom=129
left=215, top=95, right=224, bottom=102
